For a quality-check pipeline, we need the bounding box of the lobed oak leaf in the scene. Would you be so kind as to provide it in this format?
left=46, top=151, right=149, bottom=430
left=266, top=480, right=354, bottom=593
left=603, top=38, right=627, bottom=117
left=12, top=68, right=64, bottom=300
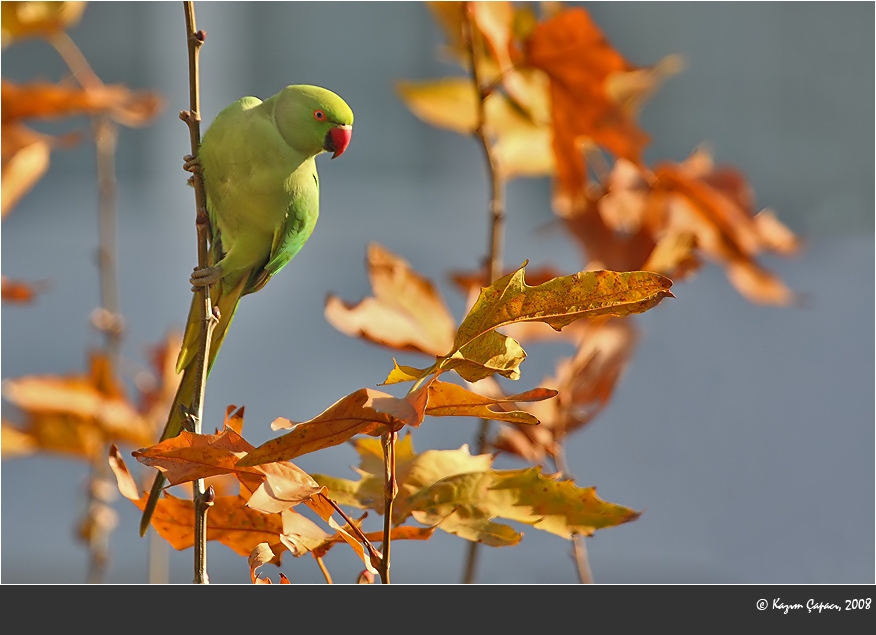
left=313, top=435, right=494, bottom=525
left=132, top=428, right=261, bottom=485
left=239, top=388, right=420, bottom=466
left=410, top=466, right=640, bottom=544
left=326, top=243, right=456, bottom=356
left=451, top=262, right=672, bottom=350
left=424, top=379, right=556, bottom=426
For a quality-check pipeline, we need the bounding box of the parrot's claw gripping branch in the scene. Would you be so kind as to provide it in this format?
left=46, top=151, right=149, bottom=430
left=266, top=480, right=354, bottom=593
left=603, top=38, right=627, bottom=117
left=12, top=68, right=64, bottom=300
left=190, top=265, right=222, bottom=288
left=183, top=154, right=201, bottom=174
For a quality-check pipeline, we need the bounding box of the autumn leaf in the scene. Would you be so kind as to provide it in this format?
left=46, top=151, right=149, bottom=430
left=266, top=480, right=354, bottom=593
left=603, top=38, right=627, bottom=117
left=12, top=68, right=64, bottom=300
left=0, top=123, right=53, bottom=217
left=238, top=388, right=421, bottom=466
left=450, top=262, right=671, bottom=350
left=133, top=428, right=262, bottom=485
left=1, top=275, right=49, bottom=303
left=524, top=7, right=649, bottom=207
left=314, top=435, right=494, bottom=524
left=1, top=79, right=163, bottom=128
left=325, top=243, right=456, bottom=355
left=1, top=419, right=38, bottom=457
left=424, top=379, right=555, bottom=426
left=494, top=318, right=638, bottom=462
left=1, top=1, right=86, bottom=45
left=410, top=466, right=640, bottom=544
left=2, top=358, right=155, bottom=458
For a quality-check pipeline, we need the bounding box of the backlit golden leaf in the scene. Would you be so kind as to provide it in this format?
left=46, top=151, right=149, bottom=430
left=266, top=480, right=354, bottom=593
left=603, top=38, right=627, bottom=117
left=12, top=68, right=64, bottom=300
left=411, top=467, right=640, bottom=544
left=0, top=123, right=51, bottom=216
left=326, top=243, right=456, bottom=355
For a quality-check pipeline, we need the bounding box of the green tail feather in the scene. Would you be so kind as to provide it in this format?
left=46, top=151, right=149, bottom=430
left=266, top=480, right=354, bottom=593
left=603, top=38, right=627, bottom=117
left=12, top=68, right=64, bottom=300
left=139, top=277, right=247, bottom=537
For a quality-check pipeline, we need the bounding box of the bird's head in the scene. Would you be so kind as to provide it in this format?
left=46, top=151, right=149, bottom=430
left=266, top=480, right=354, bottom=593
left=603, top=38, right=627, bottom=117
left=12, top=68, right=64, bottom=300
left=273, top=85, right=353, bottom=159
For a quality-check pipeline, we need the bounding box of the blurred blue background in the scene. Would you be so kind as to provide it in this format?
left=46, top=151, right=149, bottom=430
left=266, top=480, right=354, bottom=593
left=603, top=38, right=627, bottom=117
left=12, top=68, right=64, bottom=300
left=1, top=2, right=873, bottom=583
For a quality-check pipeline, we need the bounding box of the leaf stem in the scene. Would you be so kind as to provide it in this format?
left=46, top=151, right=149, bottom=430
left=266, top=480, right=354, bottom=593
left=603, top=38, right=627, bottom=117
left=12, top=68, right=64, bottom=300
left=181, top=0, right=214, bottom=585
left=461, top=0, right=507, bottom=585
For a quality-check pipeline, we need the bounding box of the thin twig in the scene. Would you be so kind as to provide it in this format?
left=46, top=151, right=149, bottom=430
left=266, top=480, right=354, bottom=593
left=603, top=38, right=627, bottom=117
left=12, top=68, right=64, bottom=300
left=181, top=0, right=214, bottom=585
left=315, top=557, right=333, bottom=584
left=52, top=32, right=123, bottom=585
left=322, top=495, right=383, bottom=570
left=553, top=444, right=594, bottom=584
left=461, top=0, right=507, bottom=585
left=380, top=429, right=398, bottom=584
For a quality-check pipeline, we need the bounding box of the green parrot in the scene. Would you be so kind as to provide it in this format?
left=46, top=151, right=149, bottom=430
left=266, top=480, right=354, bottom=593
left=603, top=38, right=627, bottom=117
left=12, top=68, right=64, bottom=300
left=140, top=85, right=353, bottom=536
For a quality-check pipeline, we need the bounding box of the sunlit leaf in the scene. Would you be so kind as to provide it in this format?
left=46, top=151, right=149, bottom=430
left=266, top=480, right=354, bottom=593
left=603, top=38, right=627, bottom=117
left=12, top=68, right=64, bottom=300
left=424, top=379, right=555, bottom=426
left=411, top=467, right=640, bottom=544
left=239, top=388, right=420, bottom=466
left=325, top=243, right=456, bottom=355
left=451, top=262, right=672, bottom=350
left=525, top=7, right=649, bottom=206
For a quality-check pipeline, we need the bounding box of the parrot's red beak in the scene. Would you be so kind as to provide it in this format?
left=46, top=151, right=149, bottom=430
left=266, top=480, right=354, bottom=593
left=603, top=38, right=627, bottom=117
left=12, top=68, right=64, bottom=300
left=326, top=125, right=352, bottom=159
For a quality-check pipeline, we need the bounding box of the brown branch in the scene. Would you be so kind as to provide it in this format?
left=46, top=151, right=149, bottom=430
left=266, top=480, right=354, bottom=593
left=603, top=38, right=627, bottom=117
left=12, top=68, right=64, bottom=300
left=380, top=429, right=398, bottom=583
left=553, top=444, right=594, bottom=584
left=461, top=0, right=507, bottom=585
left=52, top=32, right=123, bottom=585
left=181, top=0, right=214, bottom=585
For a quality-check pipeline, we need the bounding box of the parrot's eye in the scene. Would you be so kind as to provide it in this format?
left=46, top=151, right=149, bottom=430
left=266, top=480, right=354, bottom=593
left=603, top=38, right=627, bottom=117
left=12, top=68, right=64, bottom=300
left=313, top=109, right=326, bottom=121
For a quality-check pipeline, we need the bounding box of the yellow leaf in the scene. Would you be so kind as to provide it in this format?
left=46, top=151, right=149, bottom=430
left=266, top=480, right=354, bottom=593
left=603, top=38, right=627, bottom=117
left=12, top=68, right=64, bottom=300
left=381, top=358, right=434, bottom=386
left=410, top=467, right=640, bottom=544
left=452, top=263, right=672, bottom=351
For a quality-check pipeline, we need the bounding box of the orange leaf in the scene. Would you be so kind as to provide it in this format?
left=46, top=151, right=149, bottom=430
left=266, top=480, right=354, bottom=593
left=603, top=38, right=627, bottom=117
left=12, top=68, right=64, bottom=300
left=239, top=388, right=421, bottom=466
left=525, top=8, right=649, bottom=205
left=325, top=243, right=456, bottom=355
left=1, top=275, right=49, bottom=303
left=133, top=428, right=261, bottom=485
left=1, top=79, right=163, bottom=128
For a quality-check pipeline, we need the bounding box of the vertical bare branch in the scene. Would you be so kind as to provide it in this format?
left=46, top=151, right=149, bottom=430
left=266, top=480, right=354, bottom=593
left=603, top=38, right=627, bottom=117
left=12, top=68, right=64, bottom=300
left=52, top=31, right=124, bottom=585
left=461, top=0, right=507, bottom=585
left=180, top=0, right=214, bottom=585
left=553, top=444, right=594, bottom=584
left=380, top=429, right=398, bottom=583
